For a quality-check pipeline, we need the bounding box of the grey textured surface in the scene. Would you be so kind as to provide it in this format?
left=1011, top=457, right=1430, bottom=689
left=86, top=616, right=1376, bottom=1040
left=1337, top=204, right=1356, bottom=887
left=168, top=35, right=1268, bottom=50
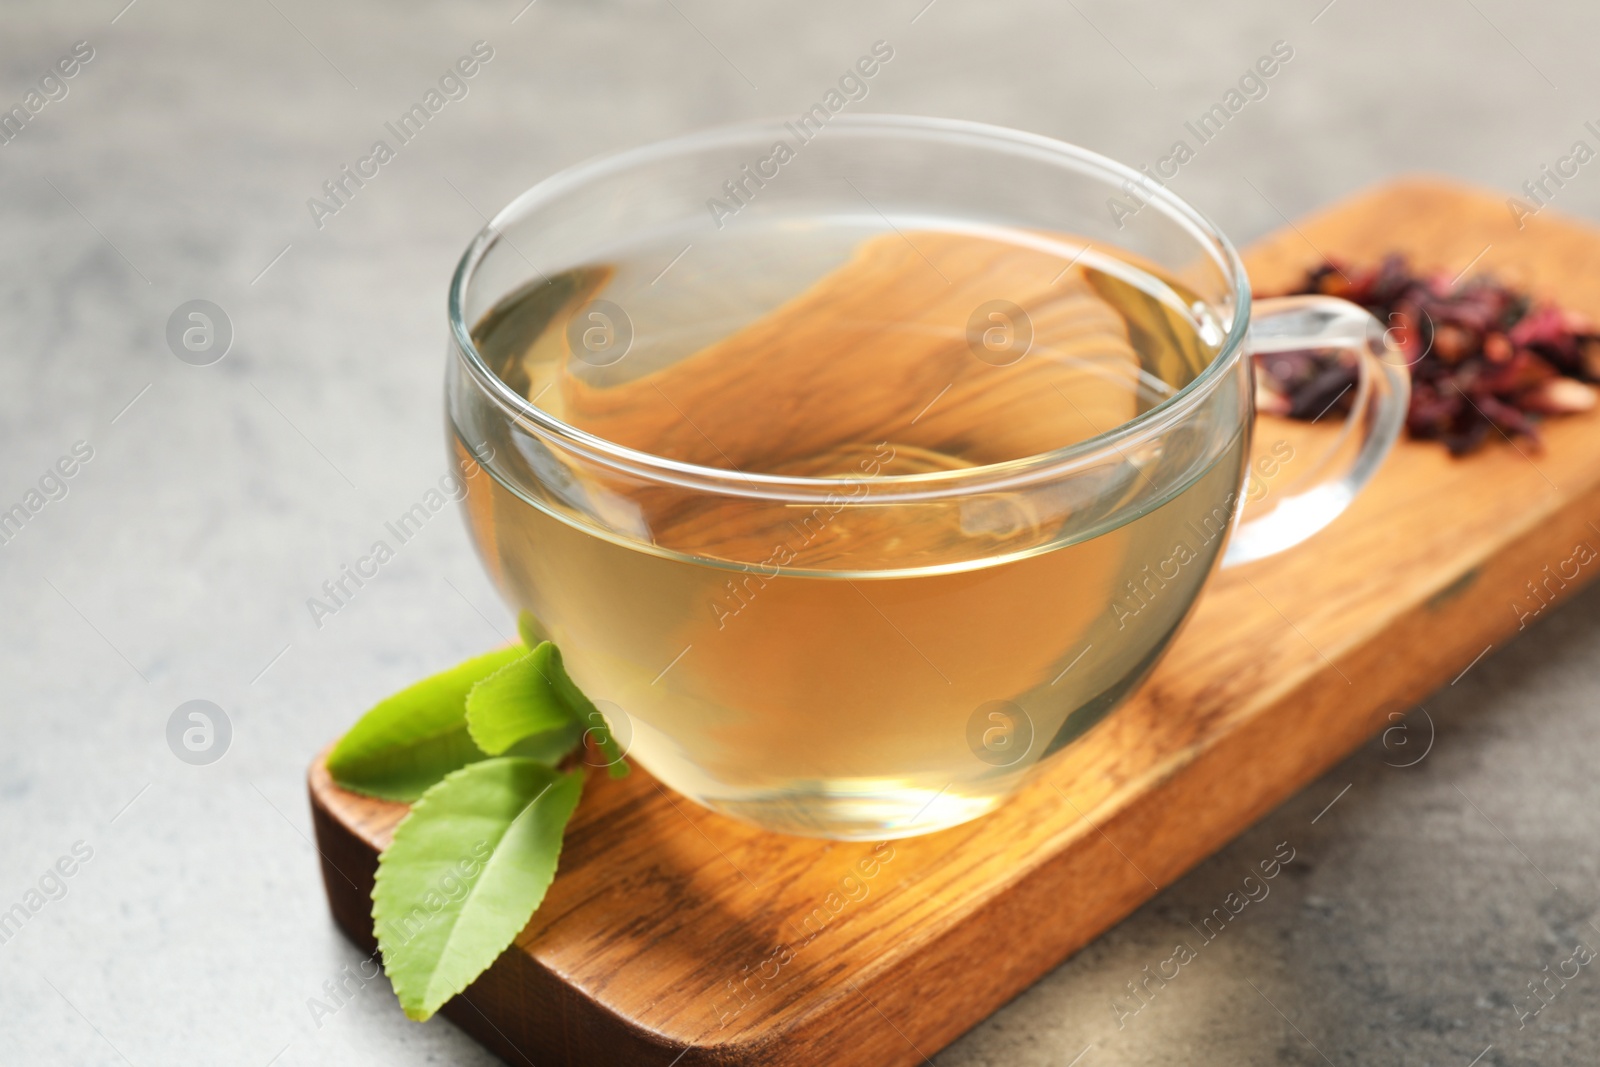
left=3, top=1, right=1598, bottom=1064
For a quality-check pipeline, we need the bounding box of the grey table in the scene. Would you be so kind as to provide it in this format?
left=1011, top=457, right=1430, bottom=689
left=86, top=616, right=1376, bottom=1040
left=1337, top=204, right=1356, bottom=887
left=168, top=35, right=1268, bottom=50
left=4, top=1, right=1598, bottom=1064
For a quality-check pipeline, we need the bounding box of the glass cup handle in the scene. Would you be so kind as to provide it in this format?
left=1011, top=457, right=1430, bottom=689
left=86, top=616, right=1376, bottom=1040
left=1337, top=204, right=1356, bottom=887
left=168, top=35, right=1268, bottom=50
left=1223, top=295, right=1411, bottom=567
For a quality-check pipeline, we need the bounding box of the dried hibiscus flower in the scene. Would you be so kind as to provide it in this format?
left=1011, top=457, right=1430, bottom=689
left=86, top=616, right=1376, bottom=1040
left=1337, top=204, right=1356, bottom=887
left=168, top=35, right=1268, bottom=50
left=1259, top=254, right=1600, bottom=455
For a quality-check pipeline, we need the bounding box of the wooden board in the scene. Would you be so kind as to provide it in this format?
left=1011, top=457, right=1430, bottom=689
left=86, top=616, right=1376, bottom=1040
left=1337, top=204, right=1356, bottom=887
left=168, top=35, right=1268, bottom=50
left=308, top=178, right=1600, bottom=1066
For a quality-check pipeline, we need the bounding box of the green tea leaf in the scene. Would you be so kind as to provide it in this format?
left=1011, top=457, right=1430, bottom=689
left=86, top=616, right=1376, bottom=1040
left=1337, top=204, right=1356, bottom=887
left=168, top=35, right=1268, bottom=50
left=502, top=722, right=586, bottom=766
left=546, top=646, right=630, bottom=778
left=327, top=647, right=526, bottom=801
left=516, top=610, right=551, bottom=650
left=373, top=759, right=585, bottom=1021
left=465, top=643, right=582, bottom=757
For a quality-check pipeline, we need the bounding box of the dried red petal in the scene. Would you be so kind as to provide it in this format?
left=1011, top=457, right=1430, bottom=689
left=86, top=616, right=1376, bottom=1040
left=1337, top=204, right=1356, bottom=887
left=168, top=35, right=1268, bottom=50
left=1265, top=254, right=1599, bottom=456
left=1479, top=350, right=1557, bottom=394
left=1289, top=364, right=1359, bottom=420
left=1433, top=324, right=1476, bottom=363
left=1483, top=332, right=1513, bottom=363
left=1390, top=304, right=1425, bottom=363
left=1523, top=378, right=1598, bottom=415
left=1509, top=304, right=1568, bottom=348
left=1473, top=393, right=1538, bottom=438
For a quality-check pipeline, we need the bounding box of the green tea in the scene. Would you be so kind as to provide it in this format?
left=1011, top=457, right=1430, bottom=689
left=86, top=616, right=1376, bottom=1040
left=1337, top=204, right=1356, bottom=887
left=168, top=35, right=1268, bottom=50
left=454, top=220, right=1245, bottom=837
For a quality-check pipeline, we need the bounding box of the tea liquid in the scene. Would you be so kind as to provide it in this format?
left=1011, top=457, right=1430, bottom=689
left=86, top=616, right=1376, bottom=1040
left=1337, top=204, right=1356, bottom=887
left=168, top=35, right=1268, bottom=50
left=456, top=220, right=1245, bottom=837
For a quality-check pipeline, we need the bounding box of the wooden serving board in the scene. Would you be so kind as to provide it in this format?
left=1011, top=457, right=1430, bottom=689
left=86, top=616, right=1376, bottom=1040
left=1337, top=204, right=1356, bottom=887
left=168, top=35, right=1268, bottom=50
left=309, top=178, right=1600, bottom=1066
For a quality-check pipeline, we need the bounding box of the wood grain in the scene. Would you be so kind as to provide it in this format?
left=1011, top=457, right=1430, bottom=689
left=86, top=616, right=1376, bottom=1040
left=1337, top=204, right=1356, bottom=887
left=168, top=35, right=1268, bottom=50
left=309, top=177, right=1600, bottom=1066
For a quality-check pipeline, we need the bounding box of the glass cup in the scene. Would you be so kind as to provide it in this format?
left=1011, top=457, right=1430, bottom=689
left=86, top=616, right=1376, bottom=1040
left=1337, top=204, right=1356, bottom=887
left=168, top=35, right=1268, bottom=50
left=446, top=115, right=1407, bottom=840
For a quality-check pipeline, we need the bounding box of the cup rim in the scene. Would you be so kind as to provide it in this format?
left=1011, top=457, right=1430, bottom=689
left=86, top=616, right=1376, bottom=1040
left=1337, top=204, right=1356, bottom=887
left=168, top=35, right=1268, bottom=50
left=448, top=113, right=1252, bottom=502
